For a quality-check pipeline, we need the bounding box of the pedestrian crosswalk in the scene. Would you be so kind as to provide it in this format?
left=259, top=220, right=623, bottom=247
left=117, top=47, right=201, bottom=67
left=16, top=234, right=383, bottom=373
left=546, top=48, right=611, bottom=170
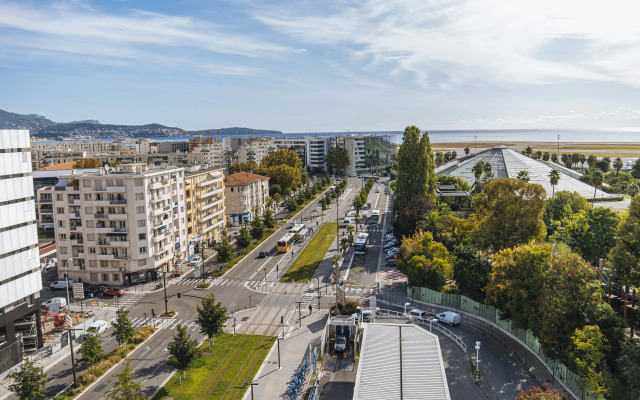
left=128, top=316, right=201, bottom=331
left=172, top=276, right=263, bottom=289
left=117, top=293, right=145, bottom=307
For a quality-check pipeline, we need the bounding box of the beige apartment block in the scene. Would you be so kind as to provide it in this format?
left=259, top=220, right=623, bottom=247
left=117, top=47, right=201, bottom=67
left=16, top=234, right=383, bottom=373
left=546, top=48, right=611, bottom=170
left=236, top=138, right=275, bottom=164
left=223, top=172, right=269, bottom=225
left=184, top=166, right=225, bottom=257
left=48, top=163, right=187, bottom=286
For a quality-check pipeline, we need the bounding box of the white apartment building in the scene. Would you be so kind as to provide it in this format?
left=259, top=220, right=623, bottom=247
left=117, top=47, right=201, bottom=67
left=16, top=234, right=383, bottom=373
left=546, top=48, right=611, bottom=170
left=273, top=136, right=331, bottom=171
left=192, top=143, right=234, bottom=171
left=236, top=138, right=276, bottom=164
left=47, top=163, right=188, bottom=286
left=342, top=135, right=367, bottom=175
left=0, top=130, right=43, bottom=373
left=223, top=172, right=269, bottom=224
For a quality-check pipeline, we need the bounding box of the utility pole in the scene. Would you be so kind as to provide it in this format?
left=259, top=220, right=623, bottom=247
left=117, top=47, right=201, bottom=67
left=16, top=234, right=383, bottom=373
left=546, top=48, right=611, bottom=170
left=316, top=277, right=321, bottom=309
left=277, top=336, right=282, bottom=369
left=295, top=301, right=303, bottom=328
left=163, top=271, right=168, bottom=316
left=65, top=325, right=82, bottom=387
left=557, top=134, right=560, bottom=155
left=245, top=382, right=258, bottom=400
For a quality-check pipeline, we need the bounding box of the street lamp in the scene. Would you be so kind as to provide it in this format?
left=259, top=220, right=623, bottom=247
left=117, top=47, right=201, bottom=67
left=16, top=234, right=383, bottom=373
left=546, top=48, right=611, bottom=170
left=65, top=258, right=72, bottom=310
left=233, top=317, right=237, bottom=335
left=249, top=295, right=252, bottom=310
left=429, top=318, right=438, bottom=333
left=475, top=341, right=481, bottom=375
left=163, top=271, right=168, bottom=316
left=201, top=242, right=207, bottom=285
left=277, top=336, right=282, bottom=369
left=263, top=267, right=267, bottom=291
left=245, top=382, right=258, bottom=400
left=404, top=302, right=411, bottom=314
left=316, top=277, right=321, bottom=309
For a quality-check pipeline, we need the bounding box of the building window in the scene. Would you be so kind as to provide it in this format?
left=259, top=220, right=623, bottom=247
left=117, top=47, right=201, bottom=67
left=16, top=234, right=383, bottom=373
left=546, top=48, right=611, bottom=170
left=57, top=207, right=65, bottom=214
left=100, top=261, right=108, bottom=268
left=85, top=207, right=92, bottom=214
left=139, top=247, right=147, bottom=253
left=59, top=234, right=67, bottom=240
left=137, top=206, right=145, bottom=214
left=113, top=274, right=120, bottom=281
left=135, top=193, right=144, bottom=200
left=86, top=220, right=94, bottom=228
left=58, top=220, right=65, bottom=227
left=89, top=247, right=96, bottom=254
left=137, top=220, right=146, bottom=227
left=90, top=273, right=98, bottom=281
left=59, top=247, right=68, bottom=254
left=87, top=234, right=95, bottom=241
left=138, top=260, right=146, bottom=266
left=89, top=260, right=96, bottom=267
left=139, top=233, right=146, bottom=240
left=83, top=180, right=91, bottom=187
left=84, top=193, right=92, bottom=200
left=135, top=179, right=143, bottom=186
left=56, top=194, right=63, bottom=201
left=103, top=274, right=109, bottom=281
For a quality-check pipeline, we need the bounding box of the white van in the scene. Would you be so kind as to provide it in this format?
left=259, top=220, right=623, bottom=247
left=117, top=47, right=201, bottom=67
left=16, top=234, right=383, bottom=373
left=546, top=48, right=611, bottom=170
left=86, top=320, right=108, bottom=335
left=50, top=279, right=74, bottom=290
left=41, top=297, right=67, bottom=309
left=343, top=218, right=351, bottom=228
left=436, top=311, right=461, bottom=326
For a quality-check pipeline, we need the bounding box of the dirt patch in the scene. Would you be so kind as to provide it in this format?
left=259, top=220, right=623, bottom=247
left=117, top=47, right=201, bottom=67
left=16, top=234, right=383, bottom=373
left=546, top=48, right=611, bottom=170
left=41, top=310, right=92, bottom=345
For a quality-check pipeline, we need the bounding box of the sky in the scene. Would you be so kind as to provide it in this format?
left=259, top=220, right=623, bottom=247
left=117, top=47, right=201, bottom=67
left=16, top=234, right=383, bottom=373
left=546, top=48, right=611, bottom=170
left=1, top=0, right=640, bottom=132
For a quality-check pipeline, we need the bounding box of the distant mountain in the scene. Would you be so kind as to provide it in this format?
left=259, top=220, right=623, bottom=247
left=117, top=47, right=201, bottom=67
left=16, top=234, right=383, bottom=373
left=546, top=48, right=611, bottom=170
left=0, top=109, right=55, bottom=130
left=0, top=109, right=283, bottom=139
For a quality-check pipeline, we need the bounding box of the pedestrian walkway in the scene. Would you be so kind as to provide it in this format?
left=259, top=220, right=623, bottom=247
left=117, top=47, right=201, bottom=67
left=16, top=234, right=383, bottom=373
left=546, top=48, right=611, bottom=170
left=128, top=316, right=201, bottom=332
left=242, top=311, right=328, bottom=400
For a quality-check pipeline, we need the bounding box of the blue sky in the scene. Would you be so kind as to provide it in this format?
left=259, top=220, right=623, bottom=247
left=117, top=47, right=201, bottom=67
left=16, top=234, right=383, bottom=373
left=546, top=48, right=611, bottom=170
left=1, top=0, right=640, bottom=132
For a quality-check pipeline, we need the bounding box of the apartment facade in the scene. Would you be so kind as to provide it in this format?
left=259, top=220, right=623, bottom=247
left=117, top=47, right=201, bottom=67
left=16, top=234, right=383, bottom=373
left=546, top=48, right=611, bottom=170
left=48, top=163, right=187, bottom=286
left=0, top=130, right=43, bottom=373
left=223, top=172, right=269, bottom=224
left=236, top=138, right=276, bottom=164
left=184, top=167, right=225, bottom=260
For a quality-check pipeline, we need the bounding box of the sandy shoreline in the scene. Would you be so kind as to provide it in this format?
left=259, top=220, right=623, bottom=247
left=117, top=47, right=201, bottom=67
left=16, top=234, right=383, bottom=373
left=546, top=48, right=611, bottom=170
left=431, top=141, right=640, bottom=157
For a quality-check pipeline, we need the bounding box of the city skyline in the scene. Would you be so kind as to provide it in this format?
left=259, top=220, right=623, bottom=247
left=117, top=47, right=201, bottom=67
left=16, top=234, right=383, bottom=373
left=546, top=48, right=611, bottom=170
left=1, top=0, right=640, bottom=132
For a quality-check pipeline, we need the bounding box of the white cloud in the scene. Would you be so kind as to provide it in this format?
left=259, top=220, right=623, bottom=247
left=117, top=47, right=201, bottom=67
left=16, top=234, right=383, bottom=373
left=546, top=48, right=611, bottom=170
left=0, top=1, right=298, bottom=72
left=255, top=0, right=640, bottom=88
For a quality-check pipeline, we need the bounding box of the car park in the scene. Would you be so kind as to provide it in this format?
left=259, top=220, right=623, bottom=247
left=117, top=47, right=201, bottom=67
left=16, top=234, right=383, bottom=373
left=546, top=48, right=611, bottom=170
left=86, top=320, right=108, bottom=335
left=190, top=256, right=203, bottom=266
left=436, top=311, right=461, bottom=326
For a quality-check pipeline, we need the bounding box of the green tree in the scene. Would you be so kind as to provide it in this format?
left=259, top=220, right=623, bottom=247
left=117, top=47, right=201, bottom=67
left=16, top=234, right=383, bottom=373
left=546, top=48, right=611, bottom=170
left=517, top=170, right=530, bottom=182
left=167, top=324, right=200, bottom=383
left=215, top=238, right=234, bottom=263
left=613, top=157, right=624, bottom=175
left=262, top=209, right=276, bottom=229
left=250, top=217, right=264, bottom=240
left=464, top=147, right=470, bottom=155
left=396, top=231, right=452, bottom=291
left=286, top=197, right=298, bottom=212
left=471, top=161, right=485, bottom=190
left=324, top=146, right=350, bottom=175
left=542, top=151, right=550, bottom=162
left=587, top=155, right=597, bottom=168
left=548, top=169, right=560, bottom=197
left=105, top=360, right=147, bottom=400
left=272, top=193, right=282, bottom=208
left=434, top=152, right=445, bottom=166
left=561, top=153, right=572, bottom=168
left=228, top=161, right=260, bottom=174
left=515, top=384, right=571, bottom=400
left=543, top=191, right=591, bottom=225
left=452, top=244, right=491, bottom=302
left=589, top=169, right=604, bottom=199
left=631, top=158, right=640, bottom=179
left=565, top=208, right=619, bottom=264
left=395, top=125, right=436, bottom=212
left=261, top=149, right=302, bottom=169
left=236, top=227, right=251, bottom=248
left=78, top=332, right=105, bottom=366
left=196, top=293, right=228, bottom=348
left=73, top=158, right=104, bottom=168
left=551, top=153, right=558, bottom=163
left=484, top=243, right=551, bottom=329
left=265, top=164, right=301, bottom=193
left=472, top=178, right=546, bottom=252
left=417, top=210, right=445, bottom=240
left=437, top=175, right=472, bottom=192
left=609, top=196, right=640, bottom=286
left=617, top=338, right=640, bottom=399
left=568, top=325, right=610, bottom=399
left=112, top=307, right=135, bottom=347
left=9, top=358, right=46, bottom=400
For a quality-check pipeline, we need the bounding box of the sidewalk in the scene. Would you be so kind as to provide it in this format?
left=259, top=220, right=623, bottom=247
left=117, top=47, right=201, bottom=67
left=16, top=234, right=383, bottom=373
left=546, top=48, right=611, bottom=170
left=242, top=310, right=328, bottom=400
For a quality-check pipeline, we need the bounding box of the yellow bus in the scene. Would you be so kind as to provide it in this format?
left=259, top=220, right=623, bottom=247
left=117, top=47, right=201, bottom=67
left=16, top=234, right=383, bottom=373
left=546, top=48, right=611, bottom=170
left=289, top=224, right=305, bottom=241
left=277, top=233, right=296, bottom=253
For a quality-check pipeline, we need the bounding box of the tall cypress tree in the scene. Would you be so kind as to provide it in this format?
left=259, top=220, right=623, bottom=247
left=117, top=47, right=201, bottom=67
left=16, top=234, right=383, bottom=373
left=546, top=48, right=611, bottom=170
left=395, top=125, right=436, bottom=211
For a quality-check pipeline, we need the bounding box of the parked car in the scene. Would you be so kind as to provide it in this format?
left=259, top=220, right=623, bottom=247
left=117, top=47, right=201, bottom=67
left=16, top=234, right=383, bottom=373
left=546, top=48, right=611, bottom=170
left=190, top=256, right=203, bottom=266
left=386, top=249, right=399, bottom=256
left=409, top=309, right=427, bottom=318
left=436, top=311, right=461, bottom=326
left=258, top=251, right=268, bottom=258
left=383, top=243, right=397, bottom=250
left=86, top=320, right=108, bottom=335
left=386, top=259, right=396, bottom=268
left=334, top=335, right=348, bottom=353
left=385, top=255, right=395, bottom=262
left=41, top=297, right=67, bottom=309
left=50, top=279, right=74, bottom=290
left=103, top=288, right=124, bottom=297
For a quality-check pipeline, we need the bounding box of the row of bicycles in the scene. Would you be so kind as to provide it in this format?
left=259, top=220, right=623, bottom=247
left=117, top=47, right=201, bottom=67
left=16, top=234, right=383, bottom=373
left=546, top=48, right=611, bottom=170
left=285, top=358, right=310, bottom=399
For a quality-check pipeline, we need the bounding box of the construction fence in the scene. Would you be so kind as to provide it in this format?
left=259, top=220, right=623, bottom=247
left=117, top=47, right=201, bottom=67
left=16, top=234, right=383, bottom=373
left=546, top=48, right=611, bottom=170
left=408, top=286, right=596, bottom=400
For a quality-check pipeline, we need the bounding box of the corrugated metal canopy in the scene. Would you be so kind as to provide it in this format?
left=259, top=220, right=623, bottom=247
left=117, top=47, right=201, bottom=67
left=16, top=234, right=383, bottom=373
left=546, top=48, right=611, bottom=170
left=353, top=324, right=450, bottom=400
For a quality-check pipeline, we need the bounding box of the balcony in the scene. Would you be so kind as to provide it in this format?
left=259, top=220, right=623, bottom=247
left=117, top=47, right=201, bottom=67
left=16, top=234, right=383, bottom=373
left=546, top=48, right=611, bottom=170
left=96, top=254, right=114, bottom=260
left=163, top=205, right=171, bottom=211
left=39, top=198, right=52, bottom=203
left=200, top=187, right=223, bottom=199
left=202, top=197, right=223, bottom=211
left=150, top=182, right=163, bottom=190
left=71, top=238, right=84, bottom=246
left=41, top=218, right=54, bottom=224
left=151, top=207, right=165, bottom=217
left=109, top=213, right=128, bottom=221
left=94, top=213, right=108, bottom=219
left=112, top=227, right=128, bottom=233
left=110, top=199, right=127, bottom=205
left=95, top=226, right=111, bottom=234
left=152, top=235, right=165, bottom=243
left=109, top=241, right=130, bottom=247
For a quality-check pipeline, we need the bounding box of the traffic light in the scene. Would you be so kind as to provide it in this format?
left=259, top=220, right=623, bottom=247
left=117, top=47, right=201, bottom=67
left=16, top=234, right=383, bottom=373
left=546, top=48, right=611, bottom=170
left=177, top=292, right=181, bottom=299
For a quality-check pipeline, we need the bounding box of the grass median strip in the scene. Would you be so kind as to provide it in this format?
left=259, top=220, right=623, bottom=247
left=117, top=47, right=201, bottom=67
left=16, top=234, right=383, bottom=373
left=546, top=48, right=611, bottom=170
left=280, top=222, right=338, bottom=283
left=152, top=334, right=273, bottom=400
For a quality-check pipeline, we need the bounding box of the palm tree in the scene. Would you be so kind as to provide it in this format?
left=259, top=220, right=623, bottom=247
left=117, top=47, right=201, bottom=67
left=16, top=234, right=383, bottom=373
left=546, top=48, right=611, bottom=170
left=517, top=170, right=530, bottom=182
left=346, top=224, right=356, bottom=244
left=614, top=157, right=623, bottom=175
left=590, top=170, right=604, bottom=199
left=549, top=169, right=560, bottom=196
left=471, top=161, right=485, bottom=189
left=418, top=211, right=443, bottom=238
left=483, top=162, right=493, bottom=175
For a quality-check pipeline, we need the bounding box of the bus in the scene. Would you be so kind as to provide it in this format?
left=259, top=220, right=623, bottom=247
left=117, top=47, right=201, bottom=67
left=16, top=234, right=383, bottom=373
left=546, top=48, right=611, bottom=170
left=289, top=224, right=305, bottom=241
left=277, top=233, right=296, bottom=253
left=354, top=233, right=369, bottom=255
left=369, top=209, right=380, bottom=224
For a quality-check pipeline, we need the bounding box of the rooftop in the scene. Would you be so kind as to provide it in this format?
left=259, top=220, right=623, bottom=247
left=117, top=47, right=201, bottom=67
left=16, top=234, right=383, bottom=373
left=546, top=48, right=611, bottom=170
left=38, top=161, right=78, bottom=170
left=223, top=171, right=269, bottom=186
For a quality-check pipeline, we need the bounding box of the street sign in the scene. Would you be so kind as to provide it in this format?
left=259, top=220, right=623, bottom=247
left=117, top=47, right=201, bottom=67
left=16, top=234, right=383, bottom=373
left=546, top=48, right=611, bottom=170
left=193, top=265, right=201, bottom=278
left=73, top=283, right=84, bottom=300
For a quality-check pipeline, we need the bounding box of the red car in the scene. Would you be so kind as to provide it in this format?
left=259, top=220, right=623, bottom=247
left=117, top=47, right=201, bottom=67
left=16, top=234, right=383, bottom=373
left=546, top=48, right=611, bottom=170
left=103, top=288, right=124, bottom=297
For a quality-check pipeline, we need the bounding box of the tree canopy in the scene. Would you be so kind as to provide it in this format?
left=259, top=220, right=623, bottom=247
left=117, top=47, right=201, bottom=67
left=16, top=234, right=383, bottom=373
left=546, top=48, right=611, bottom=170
left=609, top=196, right=640, bottom=286
left=396, top=230, right=452, bottom=291
left=112, top=307, right=135, bottom=347
left=9, top=358, right=47, bottom=400
left=565, top=208, right=619, bottom=264
left=325, top=146, right=350, bottom=174
left=196, top=293, right=228, bottom=348
left=394, top=125, right=436, bottom=212
left=167, top=324, right=200, bottom=383
left=472, top=178, right=546, bottom=252
left=261, top=149, right=302, bottom=169
left=105, top=360, right=147, bottom=400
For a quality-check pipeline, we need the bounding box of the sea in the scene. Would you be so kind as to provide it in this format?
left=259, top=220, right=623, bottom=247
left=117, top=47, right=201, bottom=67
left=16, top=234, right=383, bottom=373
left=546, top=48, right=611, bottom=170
left=39, top=128, right=640, bottom=145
